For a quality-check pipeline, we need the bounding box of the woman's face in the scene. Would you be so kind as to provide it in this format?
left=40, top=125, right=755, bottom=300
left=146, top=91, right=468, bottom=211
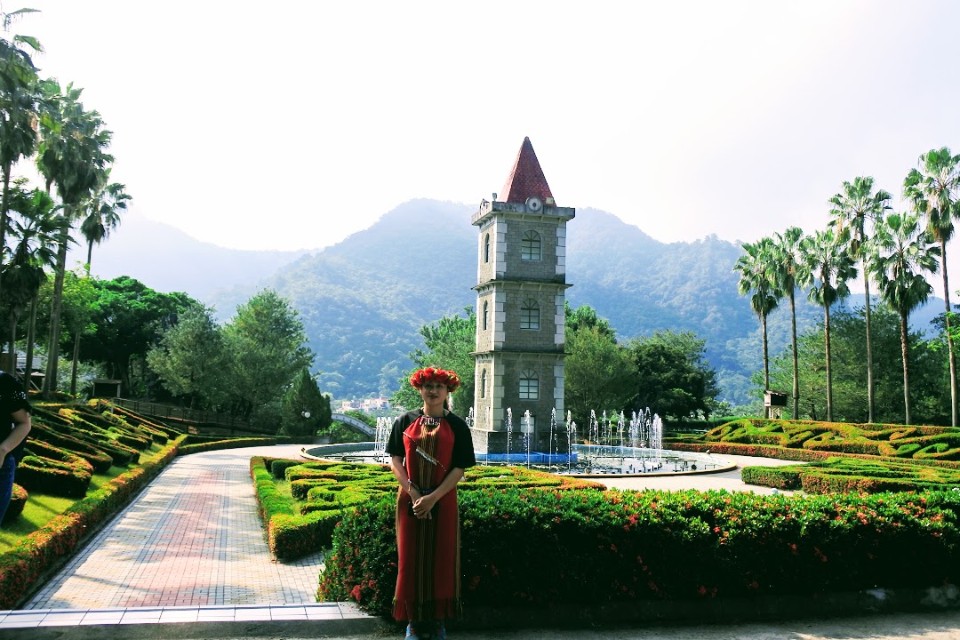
left=418, top=381, right=449, bottom=409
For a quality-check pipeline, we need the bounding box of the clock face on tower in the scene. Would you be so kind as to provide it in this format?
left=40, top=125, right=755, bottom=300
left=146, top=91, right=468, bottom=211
left=526, top=197, right=542, bottom=212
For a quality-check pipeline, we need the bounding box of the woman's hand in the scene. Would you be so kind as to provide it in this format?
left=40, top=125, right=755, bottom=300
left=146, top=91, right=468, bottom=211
left=412, top=493, right=437, bottom=519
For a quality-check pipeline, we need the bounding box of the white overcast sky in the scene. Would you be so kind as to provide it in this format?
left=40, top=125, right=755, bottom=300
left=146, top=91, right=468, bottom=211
left=14, top=1, right=960, bottom=253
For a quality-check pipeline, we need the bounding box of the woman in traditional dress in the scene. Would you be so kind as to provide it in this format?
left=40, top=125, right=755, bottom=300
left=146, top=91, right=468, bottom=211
left=387, top=366, right=476, bottom=640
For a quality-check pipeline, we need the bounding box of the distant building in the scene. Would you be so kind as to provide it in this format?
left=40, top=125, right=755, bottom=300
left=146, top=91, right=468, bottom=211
left=361, top=397, right=392, bottom=412
left=338, top=399, right=360, bottom=412
left=338, top=397, right=392, bottom=413
left=470, top=137, right=575, bottom=454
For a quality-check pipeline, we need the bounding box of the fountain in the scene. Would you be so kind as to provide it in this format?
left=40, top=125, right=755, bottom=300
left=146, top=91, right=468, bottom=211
left=306, top=407, right=727, bottom=477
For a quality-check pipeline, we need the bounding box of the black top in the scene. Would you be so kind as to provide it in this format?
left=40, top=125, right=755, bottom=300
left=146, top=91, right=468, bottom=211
left=386, top=409, right=477, bottom=470
left=0, top=371, right=31, bottom=461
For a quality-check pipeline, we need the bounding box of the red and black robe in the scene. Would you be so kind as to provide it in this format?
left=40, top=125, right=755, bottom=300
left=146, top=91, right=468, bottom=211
left=386, top=410, right=476, bottom=621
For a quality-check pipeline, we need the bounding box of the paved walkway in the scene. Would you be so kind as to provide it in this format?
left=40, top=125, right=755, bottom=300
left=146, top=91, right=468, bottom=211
left=2, top=445, right=373, bottom=634
left=1, top=445, right=958, bottom=639
left=25, top=445, right=322, bottom=610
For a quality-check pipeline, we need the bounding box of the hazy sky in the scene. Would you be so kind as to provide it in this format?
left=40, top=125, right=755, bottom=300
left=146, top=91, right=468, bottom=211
left=16, top=1, right=960, bottom=254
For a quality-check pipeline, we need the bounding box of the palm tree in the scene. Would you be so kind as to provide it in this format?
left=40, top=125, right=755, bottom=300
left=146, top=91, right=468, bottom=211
left=828, top=176, right=892, bottom=423
left=801, top=228, right=856, bottom=422
left=734, top=236, right=780, bottom=417
left=771, top=226, right=805, bottom=419
left=35, top=79, right=113, bottom=396
left=869, top=212, right=939, bottom=424
left=0, top=186, right=59, bottom=377
left=79, top=169, right=129, bottom=271
left=904, top=147, right=960, bottom=426
left=0, top=8, right=41, bottom=300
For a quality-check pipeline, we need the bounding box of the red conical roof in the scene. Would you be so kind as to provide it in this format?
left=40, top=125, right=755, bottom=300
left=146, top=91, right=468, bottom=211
left=500, top=137, right=554, bottom=204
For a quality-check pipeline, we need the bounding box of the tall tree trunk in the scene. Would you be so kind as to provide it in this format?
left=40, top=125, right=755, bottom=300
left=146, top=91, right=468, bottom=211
left=863, top=276, right=875, bottom=423
left=824, top=304, right=833, bottom=423
left=900, top=311, right=911, bottom=425
left=25, top=296, right=38, bottom=392
left=940, top=239, right=957, bottom=426
left=789, top=290, right=799, bottom=420
left=7, top=312, right=16, bottom=377
left=70, top=327, right=81, bottom=396
left=0, top=163, right=10, bottom=304
left=43, top=217, right=71, bottom=397
left=761, top=313, right=770, bottom=419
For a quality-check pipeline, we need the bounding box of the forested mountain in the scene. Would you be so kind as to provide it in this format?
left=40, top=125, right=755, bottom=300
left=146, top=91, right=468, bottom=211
left=94, top=200, right=943, bottom=406
left=212, top=199, right=827, bottom=404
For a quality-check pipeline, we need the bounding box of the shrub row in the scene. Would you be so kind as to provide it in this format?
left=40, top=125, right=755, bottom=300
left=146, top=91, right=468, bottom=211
left=318, top=487, right=960, bottom=617
left=742, top=457, right=960, bottom=494
left=6, top=401, right=186, bottom=504
left=696, top=418, right=960, bottom=461
left=1, top=485, right=28, bottom=525
left=179, top=436, right=278, bottom=456
left=251, top=458, right=604, bottom=561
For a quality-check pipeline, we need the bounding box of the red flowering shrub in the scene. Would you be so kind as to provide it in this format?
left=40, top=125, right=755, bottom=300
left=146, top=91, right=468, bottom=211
left=318, top=487, right=960, bottom=618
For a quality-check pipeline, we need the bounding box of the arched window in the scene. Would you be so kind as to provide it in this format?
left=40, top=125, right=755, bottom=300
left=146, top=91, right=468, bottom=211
left=521, top=230, right=541, bottom=261
left=482, top=300, right=489, bottom=331
left=519, top=370, right=539, bottom=400
left=484, top=233, right=490, bottom=263
left=480, top=369, right=487, bottom=398
left=520, top=299, right=540, bottom=330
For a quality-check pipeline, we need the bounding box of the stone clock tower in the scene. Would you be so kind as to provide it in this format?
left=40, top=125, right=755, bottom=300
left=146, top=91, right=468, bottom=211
left=470, top=138, right=575, bottom=454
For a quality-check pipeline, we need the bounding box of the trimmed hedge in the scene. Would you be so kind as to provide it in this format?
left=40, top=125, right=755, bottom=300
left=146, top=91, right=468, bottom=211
left=1, top=484, right=27, bottom=524
left=26, top=423, right=115, bottom=473
left=742, top=457, right=960, bottom=494
left=318, top=487, right=960, bottom=617
left=693, top=418, right=960, bottom=461
left=251, top=457, right=604, bottom=561
left=15, top=455, right=92, bottom=498
left=179, top=436, right=278, bottom=456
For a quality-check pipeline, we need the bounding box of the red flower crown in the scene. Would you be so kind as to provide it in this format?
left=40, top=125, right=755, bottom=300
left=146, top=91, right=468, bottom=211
left=409, top=366, right=461, bottom=392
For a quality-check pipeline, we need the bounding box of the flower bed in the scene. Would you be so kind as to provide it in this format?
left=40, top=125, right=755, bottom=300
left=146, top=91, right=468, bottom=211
left=318, top=487, right=960, bottom=617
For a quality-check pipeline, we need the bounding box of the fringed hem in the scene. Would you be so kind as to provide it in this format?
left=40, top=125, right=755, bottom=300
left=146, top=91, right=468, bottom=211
left=392, top=597, right=462, bottom=622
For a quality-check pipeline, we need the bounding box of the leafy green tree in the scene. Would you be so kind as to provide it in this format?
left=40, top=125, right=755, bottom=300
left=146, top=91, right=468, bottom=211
left=280, top=367, right=332, bottom=438
left=35, top=80, right=114, bottom=396
left=734, top=236, right=780, bottom=415
left=72, top=276, right=201, bottom=395
left=392, top=308, right=476, bottom=414
left=626, top=330, right=718, bottom=421
left=222, top=289, right=314, bottom=427
left=768, top=307, right=946, bottom=424
left=146, top=305, right=229, bottom=410
left=565, top=302, right=616, bottom=340
left=869, top=212, right=939, bottom=424
left=829, top=176, right=892, bottom=423
left=771, top=227, right=805, bottom=419
left=904, top=147, right=960, bottom=426
left=564, top=310, right=636, bottom=426
left=60, top=270, right=98, bottom=395
left=801, top=228, right=856, bottom=422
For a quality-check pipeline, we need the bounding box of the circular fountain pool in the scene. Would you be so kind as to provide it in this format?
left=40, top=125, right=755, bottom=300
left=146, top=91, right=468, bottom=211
left=301, top=442, right=732, bottom=477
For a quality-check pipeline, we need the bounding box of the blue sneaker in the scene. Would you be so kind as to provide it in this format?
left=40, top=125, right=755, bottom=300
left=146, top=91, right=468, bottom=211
left=405, top=623, right=420, bottom=640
